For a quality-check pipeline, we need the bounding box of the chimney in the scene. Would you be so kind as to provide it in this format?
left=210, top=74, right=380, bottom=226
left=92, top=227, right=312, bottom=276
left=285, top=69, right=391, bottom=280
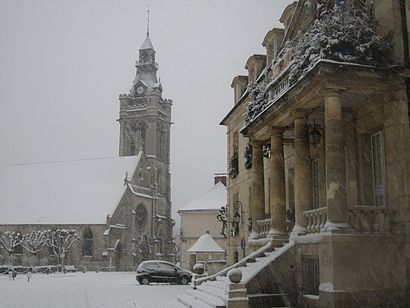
left=214, top=173, right=227, bottom=186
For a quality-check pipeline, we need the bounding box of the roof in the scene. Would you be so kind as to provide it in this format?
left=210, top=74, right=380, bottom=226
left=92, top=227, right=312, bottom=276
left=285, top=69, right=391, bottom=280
left=177, top=182, right=226, bottom=213
left=187, top=233, right=225, bottom=253
left=0, top=154, right=141, bottom=225
left=140, top=36, right=155, bottom=50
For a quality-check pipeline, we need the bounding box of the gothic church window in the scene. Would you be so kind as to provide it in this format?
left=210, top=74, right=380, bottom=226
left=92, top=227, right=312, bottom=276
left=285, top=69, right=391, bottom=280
left=136, top=122, right=147, bottom=153
left=135, top=204, right=148, bottom=230
left=156, top=125, right=167, bottom=160
left=82, top=227, right=93, bottom=256
left=130, top=127, right=137, bottom=155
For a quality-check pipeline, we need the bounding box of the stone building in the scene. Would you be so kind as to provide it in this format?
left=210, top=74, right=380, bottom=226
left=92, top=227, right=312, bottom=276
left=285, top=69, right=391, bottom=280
left=0, top=32, right=174, bottom=271
left=178, top=175, right=227, bottom=272
left=218, top=0, right=410, bottom=307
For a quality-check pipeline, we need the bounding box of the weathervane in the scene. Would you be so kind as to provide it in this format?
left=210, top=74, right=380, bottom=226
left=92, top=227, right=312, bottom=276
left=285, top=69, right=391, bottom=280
left=146, top=4, right=150, bottom=37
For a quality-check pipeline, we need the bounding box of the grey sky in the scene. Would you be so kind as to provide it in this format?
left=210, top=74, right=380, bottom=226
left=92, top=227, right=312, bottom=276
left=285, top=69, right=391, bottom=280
left=0, top=0, right=293, bottom=221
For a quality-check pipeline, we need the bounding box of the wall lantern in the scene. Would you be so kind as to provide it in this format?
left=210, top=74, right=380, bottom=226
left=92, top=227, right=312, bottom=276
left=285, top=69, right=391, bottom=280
left=231, top=201, right=242, bottom=237
left=309, top=119, right=322, bottom=147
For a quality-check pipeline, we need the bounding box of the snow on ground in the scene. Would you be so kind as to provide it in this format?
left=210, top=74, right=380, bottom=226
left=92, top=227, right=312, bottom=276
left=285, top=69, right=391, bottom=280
left=0, top=271, right=189, bottom=308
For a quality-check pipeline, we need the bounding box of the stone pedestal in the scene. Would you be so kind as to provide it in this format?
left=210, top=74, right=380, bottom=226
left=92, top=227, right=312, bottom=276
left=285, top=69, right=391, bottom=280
left=227, top=283, right=249, bottom=308
left=319, top=234, right=407, bottom=307
left=268, top=128, right=287, bottom=237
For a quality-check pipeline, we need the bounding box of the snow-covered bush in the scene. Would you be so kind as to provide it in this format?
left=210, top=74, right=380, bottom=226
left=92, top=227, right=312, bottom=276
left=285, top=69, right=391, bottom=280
left=245, top=7, right=392, bottom=124
left=45, top=229, right=79, bottom=272
left=287, top=9, right=392, bottom=84
left=0, top=231, right=23, bottom=264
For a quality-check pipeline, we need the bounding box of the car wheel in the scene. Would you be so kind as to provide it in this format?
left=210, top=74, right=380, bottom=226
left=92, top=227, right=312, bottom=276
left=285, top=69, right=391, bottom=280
left=179, top=276, right=190, bottom=285
left=140, top=277, right=150, bottom=285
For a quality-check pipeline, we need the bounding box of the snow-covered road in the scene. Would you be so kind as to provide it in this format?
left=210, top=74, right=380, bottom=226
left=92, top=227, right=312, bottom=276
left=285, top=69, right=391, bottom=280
left=0, top=272, right=190, bottom=308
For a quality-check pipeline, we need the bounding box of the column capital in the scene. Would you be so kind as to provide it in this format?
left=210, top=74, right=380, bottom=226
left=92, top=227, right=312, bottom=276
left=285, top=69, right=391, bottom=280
left=270, top=126, right=286, bottom=136
left=290, top=109, right=309, bottom=120
left=249, top=137, right=264, bottom=147
left=317, top=86, right=347, bottom=97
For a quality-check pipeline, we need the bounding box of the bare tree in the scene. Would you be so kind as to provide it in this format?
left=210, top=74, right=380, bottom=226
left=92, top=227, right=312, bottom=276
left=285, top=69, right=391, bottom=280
left=21, top=231, right=47, bottom=265
left=45, top=229, right=79, bottom=272
left=0, top=231, right=23, bottom=265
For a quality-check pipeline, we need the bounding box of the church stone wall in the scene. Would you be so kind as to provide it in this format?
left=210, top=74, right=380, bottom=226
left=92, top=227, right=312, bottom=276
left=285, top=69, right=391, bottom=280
left=0, top=224, right=106, bottom=270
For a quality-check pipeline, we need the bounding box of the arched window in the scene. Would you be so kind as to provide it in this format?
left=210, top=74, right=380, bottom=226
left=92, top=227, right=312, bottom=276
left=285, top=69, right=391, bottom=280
left=130, top=126, right=137, bottom=155
left=14, top=232, right=23, bottom=255
left=135, top=204, right=148, bottom=231
left=160, top=128, right=167, bottom=160
left=82, top=227, right=93, bottom=256
left=156, top=124, right=162, bottom=158
left=136, top=122, right=147, bottom=153
left=158, top=229, right=166, bottom=255
left=115, top=240, right=123, bottom=254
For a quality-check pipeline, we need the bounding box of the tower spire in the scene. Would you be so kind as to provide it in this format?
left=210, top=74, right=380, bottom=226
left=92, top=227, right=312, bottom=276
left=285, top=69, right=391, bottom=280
left=146, top=4, right=150, bottom=37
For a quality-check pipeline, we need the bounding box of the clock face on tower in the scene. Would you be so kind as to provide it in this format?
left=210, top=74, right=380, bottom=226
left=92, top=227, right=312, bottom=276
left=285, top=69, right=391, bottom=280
left=136, top=86, right=145, bottom=95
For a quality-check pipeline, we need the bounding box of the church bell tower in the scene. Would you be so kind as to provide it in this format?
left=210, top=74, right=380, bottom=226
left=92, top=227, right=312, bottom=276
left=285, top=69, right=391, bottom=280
left=117, top=18, right=173, bottom=262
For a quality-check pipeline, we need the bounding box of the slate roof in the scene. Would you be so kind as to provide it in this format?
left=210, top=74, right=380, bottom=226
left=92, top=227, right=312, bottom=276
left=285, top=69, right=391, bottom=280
left=140, top=36, right=155, bottom=50
left=177, top=181, right=226, bottom=213
left=0, top=154, right=141, bottom=225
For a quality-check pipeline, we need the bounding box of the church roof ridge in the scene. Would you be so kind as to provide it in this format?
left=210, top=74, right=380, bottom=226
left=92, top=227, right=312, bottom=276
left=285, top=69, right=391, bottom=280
left=12, top=156, right=127, bottom=167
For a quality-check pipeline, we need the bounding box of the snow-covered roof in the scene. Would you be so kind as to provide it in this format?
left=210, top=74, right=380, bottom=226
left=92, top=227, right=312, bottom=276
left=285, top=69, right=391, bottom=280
left=140, top=36, right=155, bottom=50
left=187, top=233, right=225, bottom=253
left=0, top=155, right=141, bottom=225
left=177, top=182, right=226, bottom=213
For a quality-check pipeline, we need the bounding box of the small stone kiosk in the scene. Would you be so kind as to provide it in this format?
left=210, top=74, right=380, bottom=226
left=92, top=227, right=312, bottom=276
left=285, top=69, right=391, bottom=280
left=187, top=232, right=226, bottom=275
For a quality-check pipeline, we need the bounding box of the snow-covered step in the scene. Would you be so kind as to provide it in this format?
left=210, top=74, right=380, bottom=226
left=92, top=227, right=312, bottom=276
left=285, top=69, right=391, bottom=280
left=177, top=293, right=214, bottom=308
left=215, top=276, right=229, bottom=283
left=255, top=256, right=269, bottom=262
left=186, top=289, right=225, bottom=308
left=197, top=284, right=227, bottom=301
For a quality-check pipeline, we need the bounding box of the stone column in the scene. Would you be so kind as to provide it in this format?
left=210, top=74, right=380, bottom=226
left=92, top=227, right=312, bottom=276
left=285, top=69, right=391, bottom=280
left=292, top=112, right=312, bottom=235
left=249, top=139, right=265, bottom=238
left=323, top=89, right=350, bottom=231
left=268, top=128, right=287, bottom=237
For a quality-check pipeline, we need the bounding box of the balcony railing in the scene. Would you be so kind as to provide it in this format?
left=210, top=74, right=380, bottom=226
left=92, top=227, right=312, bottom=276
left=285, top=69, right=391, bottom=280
left=348, top=206, right=391, bottom=233
left=303, top=207, right=328, bottom=234
left=256, top=218, right=271, bottom=238
left=303, top=206, right=392, bottom=234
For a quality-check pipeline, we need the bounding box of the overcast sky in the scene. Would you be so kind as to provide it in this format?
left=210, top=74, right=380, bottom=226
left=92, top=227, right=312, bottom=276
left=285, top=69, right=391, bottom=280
left=0, top=0, right=293, bottom=222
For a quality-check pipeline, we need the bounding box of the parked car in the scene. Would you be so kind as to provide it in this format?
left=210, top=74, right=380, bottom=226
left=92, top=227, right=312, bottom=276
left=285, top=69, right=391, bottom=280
left=136, top=260, right=192, bottom=285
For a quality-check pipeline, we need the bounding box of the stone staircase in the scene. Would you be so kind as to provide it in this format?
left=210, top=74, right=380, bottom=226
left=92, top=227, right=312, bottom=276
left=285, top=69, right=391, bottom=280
left=176, top=240, right=296, bottom=308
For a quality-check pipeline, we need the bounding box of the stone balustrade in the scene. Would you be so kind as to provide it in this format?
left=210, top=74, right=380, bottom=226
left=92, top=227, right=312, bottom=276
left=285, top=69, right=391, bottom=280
left=256, top=218, right=271, bottom=238
left=348, top=206, right=391, bottom=233
left=303, top=207, right=328, bottom=234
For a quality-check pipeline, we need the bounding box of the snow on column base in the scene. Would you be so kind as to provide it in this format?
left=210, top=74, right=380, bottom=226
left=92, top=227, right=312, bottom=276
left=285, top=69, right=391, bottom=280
left=323, top=221, right=351, bottom=233
left=290, top=224, right=307, bottom=237
left=267, top=228, right=286, bottom=238
left=248, top=230, right=259, bottom=240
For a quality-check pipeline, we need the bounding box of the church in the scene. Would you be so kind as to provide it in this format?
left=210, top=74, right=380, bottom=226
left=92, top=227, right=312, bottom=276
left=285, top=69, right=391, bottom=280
left=0, top=30, right=174, bottom=271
